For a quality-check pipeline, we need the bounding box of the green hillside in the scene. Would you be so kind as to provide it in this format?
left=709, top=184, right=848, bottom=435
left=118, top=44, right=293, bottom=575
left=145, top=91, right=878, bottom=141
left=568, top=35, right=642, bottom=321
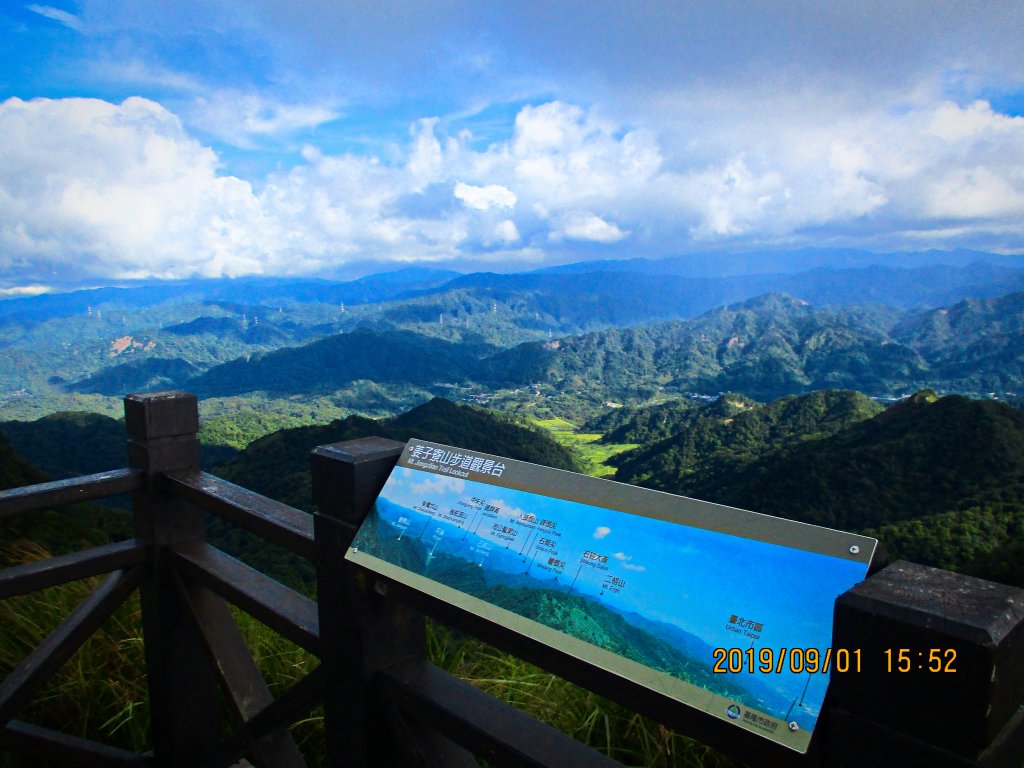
left=0, top=432, right=132, bottom=565
left=613, top=391, right=1024, bottom=586
left=191, top=286, right=1024, bottom=406
left=611, top=390, right=882, bottom=490
left=190, top=328, right=491, bottom=396
left=218, top=397, right=582, bottom=512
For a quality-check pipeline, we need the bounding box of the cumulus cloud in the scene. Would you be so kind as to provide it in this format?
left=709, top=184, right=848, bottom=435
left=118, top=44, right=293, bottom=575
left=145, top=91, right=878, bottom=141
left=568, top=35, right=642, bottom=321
left=2, top=92, right=1023, bottom=287
left=612, top=550, right=646, bottom=572
left=593, top=526, right=611, bottom=540
left=551, top=212, right=628, bottom=243
left=0, top=96, right=268, bottom=283
left=454, top=182, right=516, bottom=210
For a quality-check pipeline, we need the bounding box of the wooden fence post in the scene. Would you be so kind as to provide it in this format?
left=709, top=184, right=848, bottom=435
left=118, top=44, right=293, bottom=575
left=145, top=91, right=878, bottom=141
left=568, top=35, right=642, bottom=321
left=310, top=437, right=413, bottom=768
left=125, top=390, right=220, bottom=765
left=825, top=560, right=1024, bottom=766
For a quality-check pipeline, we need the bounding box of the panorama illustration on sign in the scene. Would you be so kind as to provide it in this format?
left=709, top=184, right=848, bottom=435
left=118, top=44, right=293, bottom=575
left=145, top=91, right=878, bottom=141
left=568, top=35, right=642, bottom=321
left=345, top=440, right=876, bottom=753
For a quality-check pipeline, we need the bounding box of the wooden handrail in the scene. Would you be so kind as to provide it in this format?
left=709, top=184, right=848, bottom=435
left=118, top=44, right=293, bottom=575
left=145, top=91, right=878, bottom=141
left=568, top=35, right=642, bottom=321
left=163, top=470, right=315, bottom=559
left=0, top=539, right=148, bottom=600
left=0, top=468, right=144, bottom=518
left=168, top=542, right=321, bottom=656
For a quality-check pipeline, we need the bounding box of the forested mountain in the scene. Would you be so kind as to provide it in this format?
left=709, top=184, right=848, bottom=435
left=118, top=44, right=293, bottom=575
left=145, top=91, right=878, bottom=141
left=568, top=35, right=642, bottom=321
left=218, top=397, right=582, bottom=512
left=610, top=391, right=883, bottom=494
left=190, top=328, right=491, bottom=397
left=0, top=411, right=127, bottom=478
left=609, top=391, right=1024, bottom=587
left=0, top=432, right=132, bottom=564
left=4, top=252, right=1024, bottom=423
left=119, top=290, right=1023, bottom=406
left=480, top=292, right=1024, bottom=400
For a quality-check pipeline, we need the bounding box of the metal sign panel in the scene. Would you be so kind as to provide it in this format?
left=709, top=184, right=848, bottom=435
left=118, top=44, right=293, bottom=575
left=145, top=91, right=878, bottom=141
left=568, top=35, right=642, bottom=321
left=346, top=439, right=876, bottom=753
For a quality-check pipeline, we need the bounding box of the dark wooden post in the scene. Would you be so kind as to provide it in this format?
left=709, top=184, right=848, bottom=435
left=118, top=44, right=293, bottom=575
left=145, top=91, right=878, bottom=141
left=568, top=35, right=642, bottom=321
left=125, top=390, right=220, bottom=765
left=826, top=560, right=1024, bottom=766
left=310, top=437, right=414, bottom=768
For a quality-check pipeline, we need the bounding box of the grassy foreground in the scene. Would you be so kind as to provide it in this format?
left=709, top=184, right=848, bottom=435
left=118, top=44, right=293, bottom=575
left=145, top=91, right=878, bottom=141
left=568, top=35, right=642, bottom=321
left=0, top=540, right=739, bottom=768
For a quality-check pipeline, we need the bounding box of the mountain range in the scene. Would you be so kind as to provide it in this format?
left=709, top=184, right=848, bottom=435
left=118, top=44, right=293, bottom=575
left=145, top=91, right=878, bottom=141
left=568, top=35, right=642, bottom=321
left=3, top=248, right=1024, bottom=418
left=116, top=291, right=1024, bottom=404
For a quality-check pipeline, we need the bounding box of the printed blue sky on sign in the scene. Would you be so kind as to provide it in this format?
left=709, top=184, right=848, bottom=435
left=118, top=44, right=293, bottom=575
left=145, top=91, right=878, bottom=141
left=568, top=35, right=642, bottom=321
left=2, top=1, right=1023, bottom=289
left=371, top=465, right=867, bottom=716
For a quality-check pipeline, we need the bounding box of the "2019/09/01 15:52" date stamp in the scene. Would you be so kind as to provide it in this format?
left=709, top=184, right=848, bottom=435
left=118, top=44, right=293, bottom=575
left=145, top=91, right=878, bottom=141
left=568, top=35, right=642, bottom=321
left=712, top=647, right=958, bottom=675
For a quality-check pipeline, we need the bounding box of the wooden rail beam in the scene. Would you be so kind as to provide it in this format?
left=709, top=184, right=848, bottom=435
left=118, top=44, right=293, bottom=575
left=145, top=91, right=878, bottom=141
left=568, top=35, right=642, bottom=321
left=174, top=573, right=307, bottom=768
left=0, top=565, right=145, bottom=727
left=0, top=469, right=145, bottom=519
left=163, top=470, right=315, bottom=560
left=379, top=659, right=623, bottom=768
left=0, top=719, right=152, bottom=767
left=0, top=539, right=149, bottom=600
left=169, top=543, right=321, bottom=656
left=202, top=666, right=325, bottom=768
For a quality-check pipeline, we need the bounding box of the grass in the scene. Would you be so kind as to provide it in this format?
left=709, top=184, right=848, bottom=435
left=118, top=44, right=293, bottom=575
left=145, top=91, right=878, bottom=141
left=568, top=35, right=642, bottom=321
left=429, top=622, right=740, bottom=768
left=531, top=417, right=638, bottom=477
left=0, top=540, right=740, bottom=768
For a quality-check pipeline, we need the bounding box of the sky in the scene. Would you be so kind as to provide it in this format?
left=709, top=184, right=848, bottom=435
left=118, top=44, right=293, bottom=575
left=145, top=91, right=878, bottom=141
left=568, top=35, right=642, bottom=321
left=1, top=1, right=1023, bottom=291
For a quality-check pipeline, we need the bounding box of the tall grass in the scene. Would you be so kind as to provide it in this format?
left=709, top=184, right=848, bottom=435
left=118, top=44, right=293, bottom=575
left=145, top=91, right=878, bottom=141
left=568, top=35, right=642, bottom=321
left=0, top=541, right=739, bottom=768
left=428, top=622, right=740, bottom=768
left=0, top=541, right=149, bottom=767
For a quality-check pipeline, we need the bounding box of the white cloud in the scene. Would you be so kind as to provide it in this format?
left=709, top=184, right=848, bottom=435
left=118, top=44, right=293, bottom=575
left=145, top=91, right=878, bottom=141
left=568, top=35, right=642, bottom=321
left=0, top=285, right=51, bottom=297
left=454, top=182, right=516, bottom=210
left=27, top=4, right=83, bottom=32
left=186, top=90, right=340, bottom=147
left=488, top=219, right=520, bottom=245
left=612, top=550, right=645, bottom=571
left=2, top=92, right=1023, bottom=287
left=593, top=526, right=611, bottom=540
left=552, top=212, right=628, bottom=243
left=0, top=96, right=268, bottom=282
left=408, top=474, right=466, bottom=498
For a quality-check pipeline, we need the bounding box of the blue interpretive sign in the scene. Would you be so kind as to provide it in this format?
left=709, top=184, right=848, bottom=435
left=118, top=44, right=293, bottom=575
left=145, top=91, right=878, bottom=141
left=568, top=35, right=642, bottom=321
left=345, top=439, right=876, bottom=753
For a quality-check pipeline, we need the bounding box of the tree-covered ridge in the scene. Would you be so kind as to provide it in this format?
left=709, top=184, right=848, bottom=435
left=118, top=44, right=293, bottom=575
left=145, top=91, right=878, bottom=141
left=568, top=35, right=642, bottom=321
left=0, top=411, right=128, bottom=479
left=611, top=390, right=882, bottom=490
left=679, top=392, right=1024, bottom=530
left=189, top=328, right=493, bottom=397
left=2, top=253, right=1023, bottom=422
left=218, top=397, right=582, bottom=512
left=0, top=431, right=132, bottom=565
left=606, top=391, right=1024, bottom=586
left=586, top=394, right=749, bottom=445
left=167, top=290, right=1024, bottom=406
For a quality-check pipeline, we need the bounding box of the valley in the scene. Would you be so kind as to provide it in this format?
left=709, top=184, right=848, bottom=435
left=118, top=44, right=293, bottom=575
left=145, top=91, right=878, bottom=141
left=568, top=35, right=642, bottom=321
left=3, top=248, right=1024, bottom=594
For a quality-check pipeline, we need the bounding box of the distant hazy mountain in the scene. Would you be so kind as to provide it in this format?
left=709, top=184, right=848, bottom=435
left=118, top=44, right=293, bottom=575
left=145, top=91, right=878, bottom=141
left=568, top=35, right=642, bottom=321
left=5, top=250, right=1024, bottom=414
left=173, top=291, right=1024, bottom=403
left=0, top=266, right=461, bottom=325
left=534, top=247, right=1023, bottom=278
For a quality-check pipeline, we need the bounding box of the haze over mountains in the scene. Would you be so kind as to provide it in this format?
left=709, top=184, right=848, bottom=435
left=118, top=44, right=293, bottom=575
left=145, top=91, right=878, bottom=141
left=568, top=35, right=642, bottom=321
left=3, top=247, right=1024, bottom=592
left=2, top=248, right=1024, bottom=418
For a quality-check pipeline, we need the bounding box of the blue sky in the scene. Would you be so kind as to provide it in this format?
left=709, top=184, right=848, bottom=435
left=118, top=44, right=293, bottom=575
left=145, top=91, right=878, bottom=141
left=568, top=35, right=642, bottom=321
left=2, top=1, right=1023, bottom=291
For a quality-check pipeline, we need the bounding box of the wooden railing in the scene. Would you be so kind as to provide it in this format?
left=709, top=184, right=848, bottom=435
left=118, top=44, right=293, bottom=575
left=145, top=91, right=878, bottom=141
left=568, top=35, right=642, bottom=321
left=1, top=390, right=1022, bottom=767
